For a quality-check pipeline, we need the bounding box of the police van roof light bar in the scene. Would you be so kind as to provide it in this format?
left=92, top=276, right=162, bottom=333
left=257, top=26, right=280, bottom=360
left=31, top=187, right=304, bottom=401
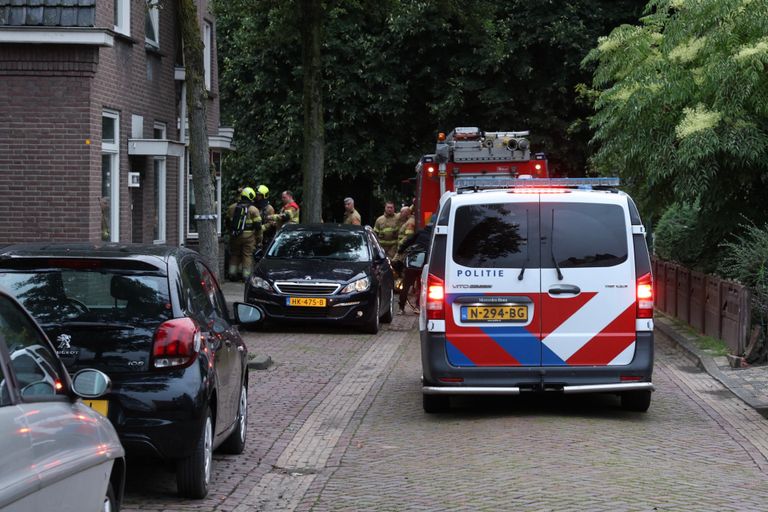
left=454, top=176, right=620, bottom=193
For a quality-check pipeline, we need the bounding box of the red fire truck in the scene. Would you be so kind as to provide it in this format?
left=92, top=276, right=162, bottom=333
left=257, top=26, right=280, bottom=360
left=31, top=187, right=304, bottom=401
left=412, top=127, right=549, bottom=228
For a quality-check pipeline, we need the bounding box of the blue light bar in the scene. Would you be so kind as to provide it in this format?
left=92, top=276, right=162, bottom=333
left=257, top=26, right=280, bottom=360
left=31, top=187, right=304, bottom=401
left=454, top=177, right=620, bottom=190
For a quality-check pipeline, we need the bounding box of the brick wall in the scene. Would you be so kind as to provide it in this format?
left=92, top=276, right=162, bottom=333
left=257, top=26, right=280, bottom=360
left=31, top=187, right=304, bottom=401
left=0, top=44, right=97, bottom=243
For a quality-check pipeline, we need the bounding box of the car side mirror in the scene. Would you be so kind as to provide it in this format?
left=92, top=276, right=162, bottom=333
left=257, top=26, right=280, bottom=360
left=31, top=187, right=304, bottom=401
left=72, top=369, right=112, bottom=398
left=233, top=302, right=264, bottom=324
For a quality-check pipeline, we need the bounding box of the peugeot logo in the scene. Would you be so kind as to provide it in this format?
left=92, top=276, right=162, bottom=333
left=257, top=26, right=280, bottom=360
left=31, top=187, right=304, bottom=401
left=304, top=276, right=312, bottom=280
left=57, top=334, right=72, bottom=350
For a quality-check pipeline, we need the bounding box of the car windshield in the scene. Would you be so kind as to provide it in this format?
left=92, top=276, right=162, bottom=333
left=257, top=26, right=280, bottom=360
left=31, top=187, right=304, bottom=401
left=267, top=230, right=370, bottom=261
left=0, top=269, right=172, bottom=326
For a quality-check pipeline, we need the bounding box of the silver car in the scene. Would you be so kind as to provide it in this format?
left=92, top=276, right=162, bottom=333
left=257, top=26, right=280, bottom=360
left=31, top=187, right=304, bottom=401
left=0, top=289, right=125, bottom=512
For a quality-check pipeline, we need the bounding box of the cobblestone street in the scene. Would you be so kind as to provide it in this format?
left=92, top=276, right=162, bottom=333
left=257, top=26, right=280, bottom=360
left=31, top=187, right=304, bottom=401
left=122, top=316, right=768, bottom=511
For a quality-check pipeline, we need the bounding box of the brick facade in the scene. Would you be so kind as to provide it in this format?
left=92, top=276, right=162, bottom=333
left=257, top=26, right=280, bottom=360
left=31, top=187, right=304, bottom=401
left=0, top=0, right=226, bottom=246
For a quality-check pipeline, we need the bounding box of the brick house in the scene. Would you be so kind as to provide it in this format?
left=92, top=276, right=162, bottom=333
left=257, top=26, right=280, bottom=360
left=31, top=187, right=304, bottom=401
left=0, top=0, right=233, bottom=247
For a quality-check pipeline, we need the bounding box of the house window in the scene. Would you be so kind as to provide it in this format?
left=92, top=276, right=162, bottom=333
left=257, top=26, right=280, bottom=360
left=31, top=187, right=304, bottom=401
left=153, top=123, right=167, bottom=243
left=145, top=0, right=159, bottom=47
left=187, top=152, right=222, bottom=238
left=101, top=111, right=120, bottom=242
left=114, top=0, right=130, bottom=36
left=203, top=21, right=212, bottom=91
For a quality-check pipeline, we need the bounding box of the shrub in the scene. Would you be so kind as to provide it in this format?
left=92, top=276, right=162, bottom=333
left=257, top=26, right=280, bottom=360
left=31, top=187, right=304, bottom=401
left=652, top=201, right=703, bottom=266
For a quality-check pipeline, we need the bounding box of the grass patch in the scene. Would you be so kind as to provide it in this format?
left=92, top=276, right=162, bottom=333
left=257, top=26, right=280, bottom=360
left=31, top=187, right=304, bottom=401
left=665, top=314, right=730, bottom=356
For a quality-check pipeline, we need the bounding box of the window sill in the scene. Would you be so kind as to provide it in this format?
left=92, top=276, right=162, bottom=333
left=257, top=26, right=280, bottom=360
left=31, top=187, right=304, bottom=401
left=145, top=43, right=166, bottom=58
left=113, top=31, right=138, bottom=45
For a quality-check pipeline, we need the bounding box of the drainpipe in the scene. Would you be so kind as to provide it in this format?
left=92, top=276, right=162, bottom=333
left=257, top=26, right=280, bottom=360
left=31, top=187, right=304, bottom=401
left=178, top=81, right=187, bottom=246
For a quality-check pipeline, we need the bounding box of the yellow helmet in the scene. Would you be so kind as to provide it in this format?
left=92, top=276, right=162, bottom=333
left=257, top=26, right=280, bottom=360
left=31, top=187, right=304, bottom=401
left=241, top=187, right=256, bottom=201
left=257, top=185, right=269, bottom=196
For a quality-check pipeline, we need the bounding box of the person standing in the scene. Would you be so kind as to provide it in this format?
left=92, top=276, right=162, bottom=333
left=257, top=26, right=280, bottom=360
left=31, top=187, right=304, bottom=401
left=267, top=190, right=300, bottom=232
left=227, top=187, right=262, bottom=281
left=374, top=201, right=400, bottom=259
left=397, top=217, right=433, bottom=313
left=343, top=197, right=361, bottom=225
left=254, top=184, right=276, bottom=248
left=396, top=206, right=415, bottom=250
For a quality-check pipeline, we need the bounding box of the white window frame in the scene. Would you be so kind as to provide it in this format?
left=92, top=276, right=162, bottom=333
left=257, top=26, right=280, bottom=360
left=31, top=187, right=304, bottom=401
left=203, top=20, right=212, bottom=91
left=153, top=122, right=167, bottom=243
left=102, top=111, right=120, bottom=243
left=114, top=0, right=131, bottom=36
left=145, top=0, right=159, bottom=47
left=186, top=155, right=222, bottom=239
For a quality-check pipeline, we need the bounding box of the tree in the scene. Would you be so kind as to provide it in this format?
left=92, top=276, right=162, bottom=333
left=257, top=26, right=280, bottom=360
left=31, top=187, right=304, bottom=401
left=583, top=0, right=768, bottom=261
left=178, top=0, right=218, bottom=272
left=300, top=0, right=325, bottom=223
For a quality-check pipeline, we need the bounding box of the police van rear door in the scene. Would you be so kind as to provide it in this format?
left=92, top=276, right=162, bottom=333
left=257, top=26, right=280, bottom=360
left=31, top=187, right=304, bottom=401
left=443, top=194, right=542, bottom=367
left=538, top=193, right=636, bottom=366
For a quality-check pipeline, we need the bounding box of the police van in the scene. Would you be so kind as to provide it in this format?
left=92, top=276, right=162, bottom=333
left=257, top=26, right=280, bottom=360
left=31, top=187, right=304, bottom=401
left=419, top=177, right=654, bottom=413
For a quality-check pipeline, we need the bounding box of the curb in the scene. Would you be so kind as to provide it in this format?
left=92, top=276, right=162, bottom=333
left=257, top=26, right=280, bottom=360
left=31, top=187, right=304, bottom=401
left=248, top=354, right=273, bottom=371
left=655, top=314, right=768, bottom=417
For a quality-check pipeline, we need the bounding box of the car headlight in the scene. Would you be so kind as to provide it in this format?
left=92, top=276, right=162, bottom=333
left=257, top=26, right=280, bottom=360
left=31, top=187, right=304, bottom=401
left=341, top=277, right=370, bottom=294
left=250, top=276, right=272, bottom=291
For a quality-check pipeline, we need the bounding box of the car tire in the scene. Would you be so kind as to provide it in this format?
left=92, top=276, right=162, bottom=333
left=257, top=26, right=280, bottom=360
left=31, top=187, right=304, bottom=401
left=362, top=294, right=380, bottom=334
left=620, top=390, right=652, bottom=412
left=103, top=482, right=117, bottom=512
left=176, top=407, right=213, bottom=499
left=423, top=393, right=450, bottom=414
left=381, top=289, right=394, bottom=324
left=219, top=383, right=247, bottom=454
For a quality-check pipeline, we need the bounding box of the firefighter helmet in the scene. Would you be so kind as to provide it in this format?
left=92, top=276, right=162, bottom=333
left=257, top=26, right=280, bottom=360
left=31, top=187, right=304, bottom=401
left=241, top=187, right=256, bottom=201
left=257, top=185, right=269, bottom=196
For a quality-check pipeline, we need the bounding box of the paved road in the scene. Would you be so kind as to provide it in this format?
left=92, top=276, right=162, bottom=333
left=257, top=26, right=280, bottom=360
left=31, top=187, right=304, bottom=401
left=122, top=316, right=768, bottom=511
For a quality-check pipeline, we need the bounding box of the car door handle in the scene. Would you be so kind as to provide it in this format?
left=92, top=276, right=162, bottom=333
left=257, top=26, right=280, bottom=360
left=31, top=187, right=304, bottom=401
left=548, top=284, right=581, bottom=295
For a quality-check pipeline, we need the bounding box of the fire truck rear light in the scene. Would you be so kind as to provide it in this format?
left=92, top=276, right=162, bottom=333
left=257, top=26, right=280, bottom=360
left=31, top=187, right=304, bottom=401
left=427, top=165, right=435, bottom=174
left=534, top=164, right=542, bottom=170
left=637, top=272, right=654, bottom=318
left=437, top=132, right=446, bottom=142
left=426, top=274, right=444, bottom=320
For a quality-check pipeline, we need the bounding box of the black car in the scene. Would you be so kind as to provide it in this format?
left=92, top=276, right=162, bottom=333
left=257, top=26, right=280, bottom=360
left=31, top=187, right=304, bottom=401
left=0, top=243, right=264, bottom=499
left=245, top=224, right=395, bottom=334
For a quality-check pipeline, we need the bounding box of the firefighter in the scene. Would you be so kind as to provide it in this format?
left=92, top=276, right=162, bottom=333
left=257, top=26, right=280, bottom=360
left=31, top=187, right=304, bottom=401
left=343, top=197, right=361, bottom=225
left=227, top=187, right=262, bottom=281
left=267, top=189, right=300, bottom=232
left=374, top=201, right=400, bottom=259
left=396, top=206, right=415, bottom=250
left=397, top=215, right=433, bottom=313
left=254, top=184, right=276, bottom=248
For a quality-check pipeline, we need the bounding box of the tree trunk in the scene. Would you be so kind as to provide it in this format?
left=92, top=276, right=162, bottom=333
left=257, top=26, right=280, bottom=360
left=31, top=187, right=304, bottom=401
left=178, top=0, right=219, bottom=273
left=300, top=0, right=324, bottom=223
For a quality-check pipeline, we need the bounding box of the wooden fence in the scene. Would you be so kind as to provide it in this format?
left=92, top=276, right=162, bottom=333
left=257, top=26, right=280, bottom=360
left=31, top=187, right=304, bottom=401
left=653, top=258, right=751, bottom=356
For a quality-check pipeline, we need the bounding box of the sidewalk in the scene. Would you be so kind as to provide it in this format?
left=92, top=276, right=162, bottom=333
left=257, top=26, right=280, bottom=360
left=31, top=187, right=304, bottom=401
left=655, top=313, right=768, bottom=417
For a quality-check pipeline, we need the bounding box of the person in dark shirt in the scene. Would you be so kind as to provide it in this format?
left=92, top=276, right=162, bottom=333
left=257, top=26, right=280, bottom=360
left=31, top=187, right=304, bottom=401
left=396, top=221, right=433, bottom=313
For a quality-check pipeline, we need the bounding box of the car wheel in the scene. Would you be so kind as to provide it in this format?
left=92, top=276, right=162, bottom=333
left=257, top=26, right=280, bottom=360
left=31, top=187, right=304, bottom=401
left=176, top=408, right=213, bottom=499
left=620, top=390, right=652, bottom=412
left=219, top=384, right=247, bottom=454
left=362, top=294, right=380, bottom=334
left=102, top=482, right=117, bottom=512
left=423, top=393, right=450, bottom=414
left=381, top=289, right=394, bottom=324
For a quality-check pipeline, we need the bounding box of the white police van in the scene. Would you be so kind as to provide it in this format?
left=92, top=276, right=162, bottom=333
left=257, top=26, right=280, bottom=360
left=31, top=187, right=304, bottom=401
left=419, top=177, right=654, bottom=413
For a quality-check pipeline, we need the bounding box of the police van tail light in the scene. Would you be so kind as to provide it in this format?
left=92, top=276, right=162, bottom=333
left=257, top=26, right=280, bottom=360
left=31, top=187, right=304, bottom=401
left=153, top=318, right=201, bottom=369
left=636, top=272, right=654, bottom=319
left=426, top=273, right=445, bottom=320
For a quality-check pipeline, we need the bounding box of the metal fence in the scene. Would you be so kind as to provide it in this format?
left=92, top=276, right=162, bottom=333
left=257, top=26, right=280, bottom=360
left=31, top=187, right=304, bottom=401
left=652, top=258, right=751, bottom=356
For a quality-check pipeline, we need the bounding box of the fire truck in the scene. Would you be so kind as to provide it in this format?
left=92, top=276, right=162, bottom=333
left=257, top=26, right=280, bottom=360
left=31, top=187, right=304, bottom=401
left=412, top=127, right=549, bottom=228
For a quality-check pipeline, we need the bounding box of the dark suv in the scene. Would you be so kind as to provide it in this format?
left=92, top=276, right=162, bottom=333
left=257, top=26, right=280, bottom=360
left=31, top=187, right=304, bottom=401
left=0, top=243, right=264, bottom=499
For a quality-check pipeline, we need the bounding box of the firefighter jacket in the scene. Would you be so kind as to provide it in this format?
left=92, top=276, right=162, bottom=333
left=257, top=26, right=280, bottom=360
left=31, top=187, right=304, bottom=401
left=268, top=201, right=300, bottom=231
left=343, top=208, right=362, bottom=225
left=397, top=214, right=416, bottom=249
left=255, top=198, right=276, bottom=243
left=374, top=212, right=400, bottom=257
left=227, top=201, right=262, bottom=239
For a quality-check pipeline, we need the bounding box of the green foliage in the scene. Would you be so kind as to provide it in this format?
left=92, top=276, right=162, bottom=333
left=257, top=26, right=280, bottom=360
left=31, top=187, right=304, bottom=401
left=584, top=0, right=768, bottom=265
left=214, top=0, right=645, bottom=220
left=653, top=201, right=704, bottom=266
left=720, top=220, right=768, bottom=318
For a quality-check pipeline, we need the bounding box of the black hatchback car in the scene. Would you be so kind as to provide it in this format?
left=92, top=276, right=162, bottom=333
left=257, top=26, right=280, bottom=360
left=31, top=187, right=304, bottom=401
left=245, top=224, right=395, bottom=334
left=0, top=243, right=264, bottom=499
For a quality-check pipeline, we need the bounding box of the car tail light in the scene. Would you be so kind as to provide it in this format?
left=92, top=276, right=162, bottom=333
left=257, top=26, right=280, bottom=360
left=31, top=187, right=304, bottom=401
left=153, top=318, right=201, bottom=369
left=426, top=273, right=444, bottom=320
left=636, top=272, right=653, bottom=318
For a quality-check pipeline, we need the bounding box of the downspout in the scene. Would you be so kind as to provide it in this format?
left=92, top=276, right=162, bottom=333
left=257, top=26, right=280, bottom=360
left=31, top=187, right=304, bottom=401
left=179, top=81, right=187, bottom=246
